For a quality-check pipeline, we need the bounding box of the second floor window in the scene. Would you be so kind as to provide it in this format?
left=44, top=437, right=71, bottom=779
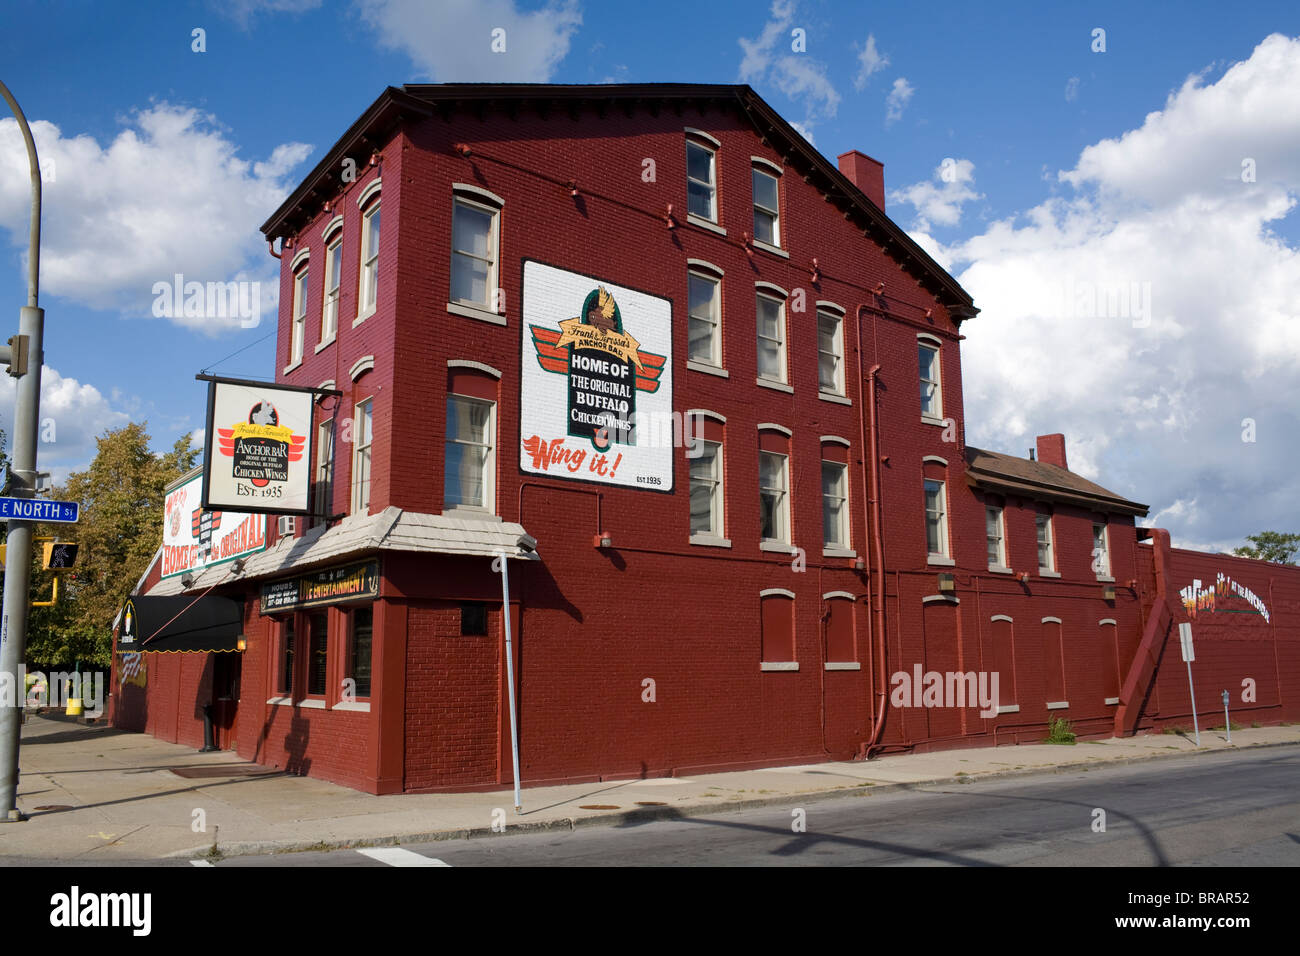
left=925, top=479, right=949, bottom=558
left=451, top=198, right=498, bottom=309
left=818, top=308, right=843, bottom=393
left=351, top=398, right=372, bottom=513
left=688, top=271, right=721, bottom=366
left=686, top=140, right=716, bottom=221
left=360, top=201, right=380, bottom=315
left=759, top=450, right=789, bottom=544
left=822, top=460, right=848, bottom=549
left=1093, top=522, right=1111, bottom=578
left=756, top=293, right=786, bottom=383
left=322, top=235, right=341, bottom=343
left=290, top=266, right=308, bottom=366
left=1037, top=514, right=1055, bottom=572
left=690, top=440, right=723, bottom=537
left=313, top=418, right=334, bottom=522
left=444, top=394, right=495, bottom=511
left=986, top=506, right=1006, bottom=568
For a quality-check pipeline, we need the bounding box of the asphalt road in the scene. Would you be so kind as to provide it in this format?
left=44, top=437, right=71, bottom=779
left=5, top=749, right=1294, bottom=868
left=83, top=745, right=1300, bottom=867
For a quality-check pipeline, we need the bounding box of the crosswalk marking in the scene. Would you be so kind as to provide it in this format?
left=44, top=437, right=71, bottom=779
left=356, top=847, right=450, bottom=867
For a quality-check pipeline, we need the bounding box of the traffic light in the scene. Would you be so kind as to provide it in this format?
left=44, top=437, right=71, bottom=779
left=43, top=542, right=78, bottom=569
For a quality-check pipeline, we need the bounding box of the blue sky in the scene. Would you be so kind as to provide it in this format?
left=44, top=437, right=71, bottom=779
left=1, top=0, right=1298, bottom=552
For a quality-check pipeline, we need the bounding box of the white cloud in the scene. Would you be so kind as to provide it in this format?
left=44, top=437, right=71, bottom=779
left=930, top=34, right=1300, bottom=552
left=1065, top=76, right=1080, bottom=102
left=738, top=1, right=840, bottom=141
left=854, top=34, right=889, bottom=91
left=885, top=77, right=914, bottom=125
left=0, top=106, right=310, bottom=334
left=889, top=157, right=982, bottom=231
left=360, top=0, right=582, bottom=82
left=0, top=366, right=132, bottom=486
left=217, top=0, right=322, bottom=28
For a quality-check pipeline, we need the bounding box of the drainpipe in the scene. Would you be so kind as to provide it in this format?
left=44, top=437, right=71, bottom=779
left=856, top=306, right=888, bottom=757
left=268, top=239, right=282, bottom=259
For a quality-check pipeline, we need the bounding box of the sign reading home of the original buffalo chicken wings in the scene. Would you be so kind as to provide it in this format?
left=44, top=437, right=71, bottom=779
left=202, top=378, right=314, bottom=514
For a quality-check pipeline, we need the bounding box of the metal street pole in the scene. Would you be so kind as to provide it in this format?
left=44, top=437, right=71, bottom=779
left=0, top=78, right=45, bottom=821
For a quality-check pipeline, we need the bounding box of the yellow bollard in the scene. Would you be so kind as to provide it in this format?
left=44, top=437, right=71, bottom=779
left=65, top=678, right=83, bottom=716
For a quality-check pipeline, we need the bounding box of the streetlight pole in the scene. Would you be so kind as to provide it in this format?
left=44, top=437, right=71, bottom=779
left=0, top=78, right=45, bottom=821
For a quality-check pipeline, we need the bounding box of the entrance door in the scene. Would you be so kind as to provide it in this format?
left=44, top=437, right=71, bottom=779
left=213, top=653, right=242, bottom=750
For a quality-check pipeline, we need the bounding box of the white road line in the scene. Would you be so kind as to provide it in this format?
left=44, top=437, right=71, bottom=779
left=356, top=847, right=450, bottom=867
left=189, top=860, right=214, bottom=867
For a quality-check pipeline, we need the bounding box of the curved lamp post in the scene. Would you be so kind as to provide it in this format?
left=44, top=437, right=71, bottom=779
left=0, top=77, right=46, bottom=821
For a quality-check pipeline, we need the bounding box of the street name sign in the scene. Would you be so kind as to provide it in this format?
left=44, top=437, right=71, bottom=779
left=0, top=497, right=79, bottom=523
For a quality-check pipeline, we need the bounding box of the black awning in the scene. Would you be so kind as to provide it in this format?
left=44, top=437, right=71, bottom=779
left=116, top=595, right=244, bottom=654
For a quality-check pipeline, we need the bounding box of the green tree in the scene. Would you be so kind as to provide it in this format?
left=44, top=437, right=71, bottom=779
left=25, top=425, right=198, bottom=667
left=1232, top=531, right=1300, bottom=565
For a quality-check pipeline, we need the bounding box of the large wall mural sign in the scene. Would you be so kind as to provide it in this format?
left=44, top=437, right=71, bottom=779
left=521, top=261, right=673, bottom=490
left=1179, top=573, right=1271, bottom=624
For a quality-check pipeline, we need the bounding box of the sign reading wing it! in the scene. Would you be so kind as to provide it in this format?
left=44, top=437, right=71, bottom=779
left=529, top=325, right=666, bottom=394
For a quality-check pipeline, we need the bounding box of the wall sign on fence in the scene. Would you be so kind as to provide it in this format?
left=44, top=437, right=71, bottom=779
left=260, top=560, right=381, bottom=614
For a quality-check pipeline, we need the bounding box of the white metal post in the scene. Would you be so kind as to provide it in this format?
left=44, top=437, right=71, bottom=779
left=493, top=553, right=522, bottom=811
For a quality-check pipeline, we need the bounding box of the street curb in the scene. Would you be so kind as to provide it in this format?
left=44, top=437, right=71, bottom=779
left=166, top=736, right=1300, bottom=861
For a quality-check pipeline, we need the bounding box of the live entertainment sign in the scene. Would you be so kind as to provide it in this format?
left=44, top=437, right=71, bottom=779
left=260, top=560, right=380, bottom=614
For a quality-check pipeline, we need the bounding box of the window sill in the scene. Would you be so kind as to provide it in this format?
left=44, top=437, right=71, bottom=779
left=686, top=359, right=729, bottom=378
left=690, top=533, right=732, bottom=549
left=1095, top=574, right=1115, bottom=583
left=353, top=306, right=376, bottom=328
left=283, top=360, right=302, bottom=375
left=818, top=391, right=851, bottom=406
left=1039, top=569, right=1061, bottom=578
left=760, top=662, right=799, bottom=672
left=927, top=555, right=955, bottom=566
left=297, top=698, right=327, bottom=709
left=988, top=565, right=1014, bottom=575
left=823, top=546, right=856, bottom=559
left=442, top=508, right=502, bottom=522
left=332, top=701, right=371, bottom=712
left=266, top=696, right=293, bottom=706
left=760, top=540, right=794, bottom=554
left=921, top=413, right=947, bottom=426
left=686, top=213, right=726, bottom=236
left=1104, top=697, right=1120, bottom=706
left=752, top=238, right=789, bottom=259
left=996, top=704, right=1020, bottom=715
left=447, top=301, right=507, bottom=326
left=1046, top=701, right=1070, bottom=710
left=756, top=377, right=793, bottom=394
left=314, top=337, right=335, bottom=354
left=825, top=662, right=861, bottom=671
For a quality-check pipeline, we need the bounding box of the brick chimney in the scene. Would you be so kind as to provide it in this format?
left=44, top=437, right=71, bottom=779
left=837, top=150, right=885, bottom=210
left=1036, top=434, right=1068, bottom=470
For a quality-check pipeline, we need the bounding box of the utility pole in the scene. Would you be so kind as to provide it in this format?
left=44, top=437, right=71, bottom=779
left=0, top=78, right=45, bottom=821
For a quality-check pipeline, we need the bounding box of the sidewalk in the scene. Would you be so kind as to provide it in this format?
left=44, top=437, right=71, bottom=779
left=2, top=714, right=1296, bottom=862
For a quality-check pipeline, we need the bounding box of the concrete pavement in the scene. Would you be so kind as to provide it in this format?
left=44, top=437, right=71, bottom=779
left=2, top=713, right=1295, bottom=862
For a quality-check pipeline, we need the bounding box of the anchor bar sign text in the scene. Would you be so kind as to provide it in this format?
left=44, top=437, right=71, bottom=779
left=0, top=497, right=79, bottom=523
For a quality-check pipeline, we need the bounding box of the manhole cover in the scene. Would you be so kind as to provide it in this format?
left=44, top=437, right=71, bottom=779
left=578, top=804, right=620, bottom=810
left=33, top=805, right=73, bottom=812
left=169, top=765, right=279, bottom=779
left=634, top=801, right=668, bottom=807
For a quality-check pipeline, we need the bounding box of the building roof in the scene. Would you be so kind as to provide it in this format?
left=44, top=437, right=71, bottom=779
left=259, top=82, right=977, bottom=322
left=144, top=507, right=537, bottom=597
left=964, top=446, right=1149, bottom=517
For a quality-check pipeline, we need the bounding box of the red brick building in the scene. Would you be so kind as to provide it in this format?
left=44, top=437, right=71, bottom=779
left=110, top=84, right=1300, bottom=794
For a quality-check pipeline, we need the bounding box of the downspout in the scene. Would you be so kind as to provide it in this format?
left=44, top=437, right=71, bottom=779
left=268, top=238, right=282, bottom=259
left=1114, top=528, right=1174, bottom=736
left=856, top=305, right=888, bottom=757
